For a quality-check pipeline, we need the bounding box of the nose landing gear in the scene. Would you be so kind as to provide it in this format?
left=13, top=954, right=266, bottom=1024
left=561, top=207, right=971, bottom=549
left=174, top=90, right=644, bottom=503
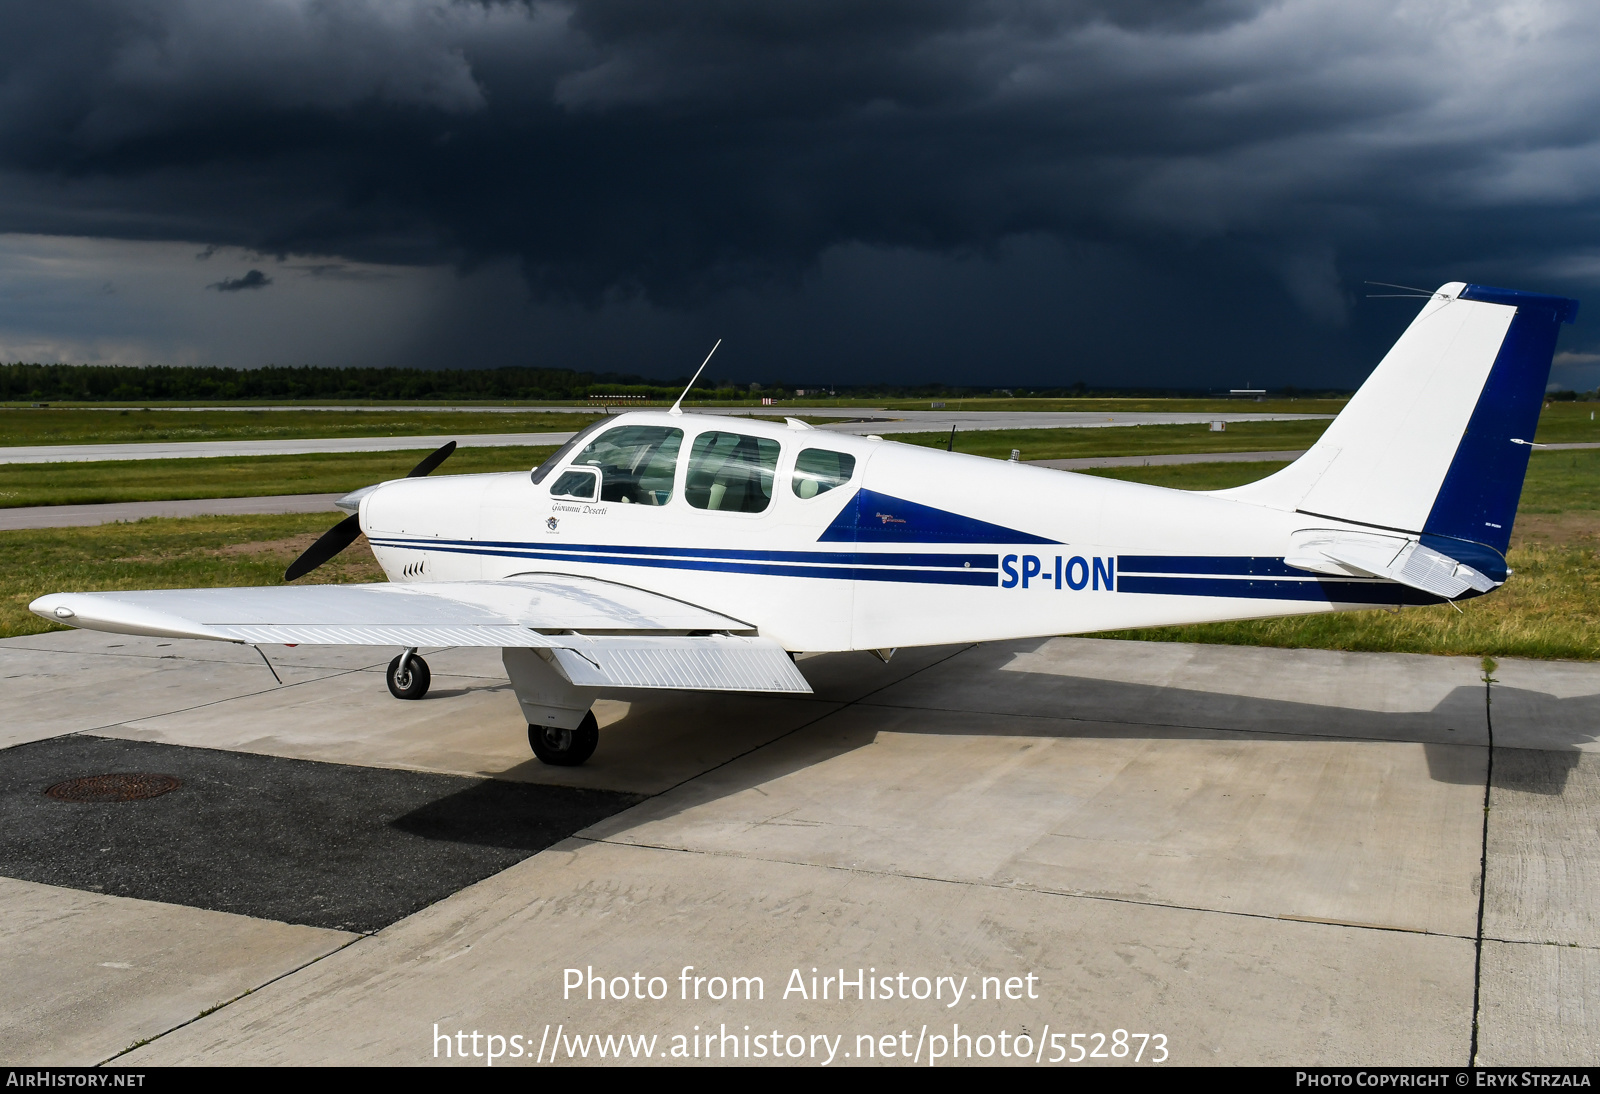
left=529, top=710, right=599, bottom=766
left=386, top=648, right=431, bottom=700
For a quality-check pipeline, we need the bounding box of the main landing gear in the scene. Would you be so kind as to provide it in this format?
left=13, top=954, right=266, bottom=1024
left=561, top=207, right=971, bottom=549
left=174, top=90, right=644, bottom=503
left=529, top=710, right=599, bottom=766
left=386, top=648, right=431, bottom=700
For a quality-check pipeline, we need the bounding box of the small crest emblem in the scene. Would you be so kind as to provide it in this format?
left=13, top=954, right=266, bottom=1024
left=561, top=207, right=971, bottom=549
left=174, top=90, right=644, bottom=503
left=546, top=517, right=559, bottom=531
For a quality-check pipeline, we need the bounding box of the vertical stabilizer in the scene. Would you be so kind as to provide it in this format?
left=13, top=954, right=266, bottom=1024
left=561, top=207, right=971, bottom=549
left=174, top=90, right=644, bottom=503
left=1218, top=283, right=1578, bottom=576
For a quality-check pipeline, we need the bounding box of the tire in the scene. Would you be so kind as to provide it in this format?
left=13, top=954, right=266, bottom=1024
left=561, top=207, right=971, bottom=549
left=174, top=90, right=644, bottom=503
left=529, top=710, right=599, bottom=766
left=386, top=654, right=431, bottom=700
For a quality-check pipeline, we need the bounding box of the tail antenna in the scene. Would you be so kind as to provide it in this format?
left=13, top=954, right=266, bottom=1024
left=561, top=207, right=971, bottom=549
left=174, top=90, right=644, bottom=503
left=1363, top=280, right=1438, bottom=299
left=669, top=339, right=722, bottom=417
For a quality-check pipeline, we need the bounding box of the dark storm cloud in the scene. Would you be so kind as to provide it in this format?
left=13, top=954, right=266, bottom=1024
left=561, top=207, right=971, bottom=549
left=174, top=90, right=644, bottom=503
left=3, top=1, right=1600, bottom=382
left=208, top=269, right=271, bottom=292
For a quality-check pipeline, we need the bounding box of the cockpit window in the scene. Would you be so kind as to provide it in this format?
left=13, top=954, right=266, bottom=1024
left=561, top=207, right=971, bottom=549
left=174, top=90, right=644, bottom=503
left=792, top=449, right=856, bottom=499
left=686, top=431, right=780, bottom=513
left=549, top=468, right=599, bottom=501
left=570, top=425, right=683, bottom=505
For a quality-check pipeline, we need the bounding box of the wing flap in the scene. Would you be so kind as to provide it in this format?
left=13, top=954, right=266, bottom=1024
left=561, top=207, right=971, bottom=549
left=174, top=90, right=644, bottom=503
left=212, top=624, right=551, bottom=648
left=550, top=636, right=811, bottom=692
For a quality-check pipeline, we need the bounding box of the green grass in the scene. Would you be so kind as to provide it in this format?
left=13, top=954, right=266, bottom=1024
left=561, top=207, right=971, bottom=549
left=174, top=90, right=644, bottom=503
left=0, top=408, right=597, bottom=447
left=876, top=396, right=1349, bottom=414
left=1532, top=400, right=1600, bottom=444
left=0, top=446, right=559, bottom=508
left=892, top=419, right=1329, bottom=461
left=1, top=513, right=385, bottom=639
left=1514, top=449, right=1600, bottom=512
left=1080, top=461, right=1292, bottom=491
left=1092, top=541, right=1600, bottom=661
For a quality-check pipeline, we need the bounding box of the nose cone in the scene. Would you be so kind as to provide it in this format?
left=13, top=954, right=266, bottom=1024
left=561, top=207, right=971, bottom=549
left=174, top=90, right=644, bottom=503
left=334, top=483, right=382, bottom=513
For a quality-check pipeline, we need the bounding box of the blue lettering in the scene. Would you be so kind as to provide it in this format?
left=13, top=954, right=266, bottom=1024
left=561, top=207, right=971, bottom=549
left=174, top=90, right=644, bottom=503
left=1022, top=555, right=1041, bottom=589
left=1065, top=556, right=1089, bottom=591
left=1093, top=556, right=1115, bottom=591
left=1001, top=554, right=1019, bottom=588
left=1054, top=555, right=1062, bottom=590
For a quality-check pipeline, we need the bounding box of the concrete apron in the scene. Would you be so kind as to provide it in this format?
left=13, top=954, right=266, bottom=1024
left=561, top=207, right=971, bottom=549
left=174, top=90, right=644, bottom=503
left=0, top=630, right=1593, bottom=1065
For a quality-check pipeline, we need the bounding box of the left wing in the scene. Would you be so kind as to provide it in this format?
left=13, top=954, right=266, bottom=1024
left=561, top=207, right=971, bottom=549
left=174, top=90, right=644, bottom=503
left=30, top=575, right=811, bottom=694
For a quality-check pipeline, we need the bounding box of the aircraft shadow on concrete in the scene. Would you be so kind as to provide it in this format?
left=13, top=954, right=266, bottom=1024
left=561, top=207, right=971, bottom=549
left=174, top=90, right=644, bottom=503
left=510, top=642, right=1592, bottom=812
left=2, top=641, right=1589, bottom=932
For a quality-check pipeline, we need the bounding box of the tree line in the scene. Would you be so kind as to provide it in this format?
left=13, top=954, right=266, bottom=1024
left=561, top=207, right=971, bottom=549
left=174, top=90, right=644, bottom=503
left=0, top=361, right=1353, bottom=402
left=0, top=363, right=718, bottom=402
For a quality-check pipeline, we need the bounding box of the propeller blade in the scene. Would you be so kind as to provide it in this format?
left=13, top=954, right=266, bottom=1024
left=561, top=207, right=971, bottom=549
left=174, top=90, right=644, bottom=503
left=284, top=443, right=453, bottom=582
left=284, top=513, right=363, bottom=582
left=407, top=441, right=456, bottom=478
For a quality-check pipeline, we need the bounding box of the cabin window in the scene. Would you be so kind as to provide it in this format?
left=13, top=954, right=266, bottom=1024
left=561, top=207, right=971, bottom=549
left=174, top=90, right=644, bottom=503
left=570, top=425, right=683, bottom=505
left=686, top=431, right=780, bottom=513
left=549, top=468, right=599, bottom=501
left=791, top=449, right=856, bottom=499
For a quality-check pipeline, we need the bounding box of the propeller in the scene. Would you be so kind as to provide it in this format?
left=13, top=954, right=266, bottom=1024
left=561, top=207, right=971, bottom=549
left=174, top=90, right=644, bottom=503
left=284, top=441, right=457, bottom=582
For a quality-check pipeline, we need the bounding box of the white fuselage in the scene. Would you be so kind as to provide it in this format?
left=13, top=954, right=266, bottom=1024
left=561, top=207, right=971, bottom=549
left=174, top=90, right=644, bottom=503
left=359, top=411, right=1417, bottom=653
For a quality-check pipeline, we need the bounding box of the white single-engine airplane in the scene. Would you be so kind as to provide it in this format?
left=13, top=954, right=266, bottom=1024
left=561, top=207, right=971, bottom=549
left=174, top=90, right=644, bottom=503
left=31, top=283, right=1578, bottom=766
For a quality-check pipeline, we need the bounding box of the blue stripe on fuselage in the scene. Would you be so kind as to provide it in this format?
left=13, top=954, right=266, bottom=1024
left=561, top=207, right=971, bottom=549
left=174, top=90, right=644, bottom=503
left=1117, top=555, right=1306, bottom=578
left=1117, top=574, right=1446, bottom=605
left=368, top=538, right=1450, bottom=603
left=368, top=537, right=999, bottom=586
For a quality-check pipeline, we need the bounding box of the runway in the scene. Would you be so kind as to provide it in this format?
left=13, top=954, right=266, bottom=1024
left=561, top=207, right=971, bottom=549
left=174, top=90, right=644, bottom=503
left=0, top=629, right=1592, bottom=1065
left=0, top=410, right=1332, bottom=465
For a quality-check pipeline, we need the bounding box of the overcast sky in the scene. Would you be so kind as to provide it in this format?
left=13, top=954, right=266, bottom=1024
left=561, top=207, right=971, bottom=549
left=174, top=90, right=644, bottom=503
left=3, top=0, right=1600, bottom=389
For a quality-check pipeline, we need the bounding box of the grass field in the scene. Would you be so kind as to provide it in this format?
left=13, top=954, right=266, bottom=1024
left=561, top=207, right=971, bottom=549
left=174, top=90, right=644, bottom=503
left=0, top=446, right=559, bottom=508
left=893, top=419, right=1330, bottom=461
left=0, top=419, right=1334, bottom=509
left=875, top=396, right=1350, bottom=415
left=3, top=408, right=1598, bottom=661
left=0, top=513, right=385, bottom=639
left=0, top=408, right=597, bottom=447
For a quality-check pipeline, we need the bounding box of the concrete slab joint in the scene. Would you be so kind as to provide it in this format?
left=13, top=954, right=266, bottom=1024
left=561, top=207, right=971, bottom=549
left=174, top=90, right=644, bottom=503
left=4, top=630, right=1599, bottom=1065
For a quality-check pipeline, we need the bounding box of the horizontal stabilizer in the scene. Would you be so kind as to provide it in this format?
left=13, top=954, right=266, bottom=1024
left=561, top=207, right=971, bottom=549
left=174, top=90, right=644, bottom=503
left=1285, top=530, right=1498, bottom=599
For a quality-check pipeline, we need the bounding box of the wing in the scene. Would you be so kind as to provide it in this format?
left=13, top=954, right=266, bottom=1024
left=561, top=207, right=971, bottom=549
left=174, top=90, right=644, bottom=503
left=30, top=575, right=810, bottom=694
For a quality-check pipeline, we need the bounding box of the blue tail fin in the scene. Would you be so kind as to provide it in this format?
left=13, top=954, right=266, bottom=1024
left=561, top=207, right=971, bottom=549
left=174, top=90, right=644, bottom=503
left=1422, top=284, right=1578, bottom=562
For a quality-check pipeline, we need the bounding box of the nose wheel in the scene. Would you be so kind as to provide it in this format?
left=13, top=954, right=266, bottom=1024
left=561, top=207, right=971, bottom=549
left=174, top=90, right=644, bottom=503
left=529, top=710, right=599, bottom=766
left=386, top=649, right=431, bottom=699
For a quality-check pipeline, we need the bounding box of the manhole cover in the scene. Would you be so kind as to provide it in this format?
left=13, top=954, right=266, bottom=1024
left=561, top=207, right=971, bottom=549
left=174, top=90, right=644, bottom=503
left=44, top=773, right=181, bottom=803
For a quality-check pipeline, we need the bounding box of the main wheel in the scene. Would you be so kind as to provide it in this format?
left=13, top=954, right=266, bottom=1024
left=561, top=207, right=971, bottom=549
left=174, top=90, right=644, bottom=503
left=386, top=653, right=431, bottom=700
left=529, top=710, right=599, bottom=766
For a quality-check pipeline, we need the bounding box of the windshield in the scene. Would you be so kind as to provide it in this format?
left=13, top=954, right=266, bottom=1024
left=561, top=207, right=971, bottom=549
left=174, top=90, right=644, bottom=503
left=530, top=418, right=610, bottom=485
left=569, top=425, right=684, bottom=505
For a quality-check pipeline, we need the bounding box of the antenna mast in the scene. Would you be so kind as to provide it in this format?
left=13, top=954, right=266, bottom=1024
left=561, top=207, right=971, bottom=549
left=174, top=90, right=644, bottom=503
left=669, top=339, right=722, bottom=416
